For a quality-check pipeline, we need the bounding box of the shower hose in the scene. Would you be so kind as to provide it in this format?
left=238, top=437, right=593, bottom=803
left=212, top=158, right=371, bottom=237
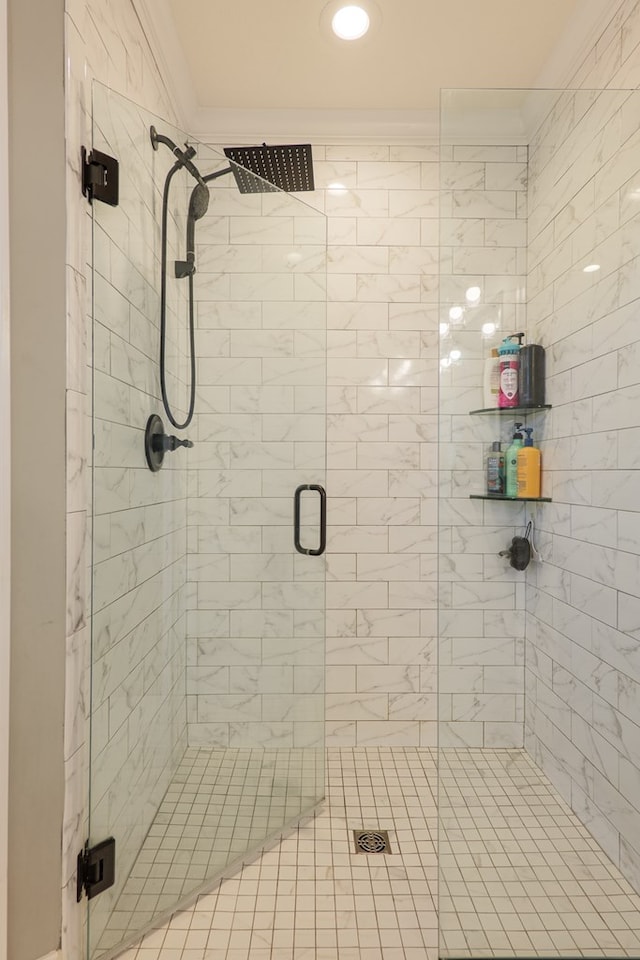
left=159, top=161, right=197, bottom=431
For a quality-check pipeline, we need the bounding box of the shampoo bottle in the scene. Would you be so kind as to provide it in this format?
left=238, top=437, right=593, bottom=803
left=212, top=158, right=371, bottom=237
left=505, top=423, right=524, bottom=497
left=486, top=441, right=505, bottom=495
left=483, top=348, right=500, bottom=408
left=517, top=427, right=541, bottom=498
left=498, top=333, right=525, bottom=408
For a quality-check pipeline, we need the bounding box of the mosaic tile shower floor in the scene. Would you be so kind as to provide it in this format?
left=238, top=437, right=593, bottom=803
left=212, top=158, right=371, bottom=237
left=114, top=747, right=640, bottom=960
left=98, top=748, right=323, bottom=952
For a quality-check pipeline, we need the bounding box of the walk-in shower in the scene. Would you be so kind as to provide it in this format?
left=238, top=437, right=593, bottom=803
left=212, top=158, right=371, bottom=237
left=85, top=76, right=640, bottom=960
left=87, top=83, right=326, bottom=959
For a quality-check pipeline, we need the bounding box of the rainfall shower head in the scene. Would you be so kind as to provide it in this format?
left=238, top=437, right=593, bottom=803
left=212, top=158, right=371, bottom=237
left=223, top=143, right=315, bottom=194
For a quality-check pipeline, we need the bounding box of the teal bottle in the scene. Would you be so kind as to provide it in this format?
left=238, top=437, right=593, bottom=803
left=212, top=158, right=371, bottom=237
left=505, top=422, right=524, bottom=497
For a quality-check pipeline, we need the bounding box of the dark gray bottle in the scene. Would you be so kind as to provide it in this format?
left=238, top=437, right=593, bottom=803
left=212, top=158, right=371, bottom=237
left=520, top=343, right=545, bottom=406
left=486, top=441, right=505, bottom=495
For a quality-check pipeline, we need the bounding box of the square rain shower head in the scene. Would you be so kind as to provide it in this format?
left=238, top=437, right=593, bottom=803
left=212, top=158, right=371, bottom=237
left=223, top=143, right=315, bottom=194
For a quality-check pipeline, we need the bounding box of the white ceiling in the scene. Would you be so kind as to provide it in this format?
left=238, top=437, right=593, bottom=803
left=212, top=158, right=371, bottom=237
left=166, top=0, right=580, bottom=111
left=139, top=0, right=612, bottom=140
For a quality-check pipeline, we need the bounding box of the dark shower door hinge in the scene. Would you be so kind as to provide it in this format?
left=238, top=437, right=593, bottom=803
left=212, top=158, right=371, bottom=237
left=82, top=147, right=119, bottom=206
left=77, top=837, right=116, bottom=901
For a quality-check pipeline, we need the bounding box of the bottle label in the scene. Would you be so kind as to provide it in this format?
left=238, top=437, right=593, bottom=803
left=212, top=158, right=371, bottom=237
left=500, top=366, right=518, bottom=401
left=517, top=451, right=541, bottom=497
left=487, top=455, right=504, bottom=493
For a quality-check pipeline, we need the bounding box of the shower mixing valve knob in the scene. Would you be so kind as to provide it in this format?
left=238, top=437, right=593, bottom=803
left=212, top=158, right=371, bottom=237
left=144, top=414, right=193, bottom=472
left=158, top=434, right=194, bottom=452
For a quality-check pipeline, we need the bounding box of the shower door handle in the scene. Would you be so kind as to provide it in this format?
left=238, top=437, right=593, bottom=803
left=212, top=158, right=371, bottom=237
left=294, top=484, right=326, bottom=556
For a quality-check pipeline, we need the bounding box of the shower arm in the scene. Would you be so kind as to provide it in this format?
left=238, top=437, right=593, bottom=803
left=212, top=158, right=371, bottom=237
left=151, top=127, right=232, bottom=185
left=203, top=167, right=233, bottom=183
left=150, top=125, right=206, bottom=187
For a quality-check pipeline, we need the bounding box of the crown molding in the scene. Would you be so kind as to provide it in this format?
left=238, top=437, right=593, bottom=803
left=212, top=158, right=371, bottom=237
left=515, top=0, right=629, bottom=143
left=189, top=107, right=439, bottom=145
left=534, top=0, right=623, bottom=89
left=442, top=0, right=627, bottom=146
left=130, top=0, right=617, bottom=145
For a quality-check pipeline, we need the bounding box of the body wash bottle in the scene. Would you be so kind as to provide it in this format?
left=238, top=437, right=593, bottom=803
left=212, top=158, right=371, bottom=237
left=517, top=427, right=541, bottom=498
left=505, top=423, right=524, bottom=497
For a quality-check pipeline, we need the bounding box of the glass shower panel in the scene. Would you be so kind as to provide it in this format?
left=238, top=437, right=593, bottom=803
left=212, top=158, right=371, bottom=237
left=438, top=87, right=640, bottom=959
left=183, top=137, right=327, bottom=863
left=88, top=82, right=326, bottom=960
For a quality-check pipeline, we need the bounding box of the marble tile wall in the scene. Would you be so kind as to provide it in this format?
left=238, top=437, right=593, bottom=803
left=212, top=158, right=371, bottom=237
left=306, top=145, right=440, bottom=747
left=190, top=143, right=441, bottom=749
left=437, top=144, right=529, bottom=748
left=525, top=0, right=640, bottom=896
left=186, top=156, right=326, bottom=750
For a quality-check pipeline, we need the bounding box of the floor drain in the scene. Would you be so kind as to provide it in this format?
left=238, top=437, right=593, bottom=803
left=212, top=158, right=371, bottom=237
left=353, top=829, right=391, bottom=854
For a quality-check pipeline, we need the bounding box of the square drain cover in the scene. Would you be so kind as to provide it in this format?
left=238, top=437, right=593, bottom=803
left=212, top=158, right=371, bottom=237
left=353, top=829, right=391, bottom=854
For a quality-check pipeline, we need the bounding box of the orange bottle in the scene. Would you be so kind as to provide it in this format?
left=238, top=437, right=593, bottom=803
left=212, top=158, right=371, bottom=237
left=516, top=427, right=541, bottom=498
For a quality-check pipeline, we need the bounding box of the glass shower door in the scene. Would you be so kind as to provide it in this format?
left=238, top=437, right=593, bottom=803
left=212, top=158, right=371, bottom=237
left=438, top=86, right=640, bottom=960
left=87, top=82, right=326, bottom=959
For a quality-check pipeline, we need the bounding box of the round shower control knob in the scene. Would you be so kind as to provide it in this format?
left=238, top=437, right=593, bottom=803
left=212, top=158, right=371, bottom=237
left=144, top=414, right=193, bottom=472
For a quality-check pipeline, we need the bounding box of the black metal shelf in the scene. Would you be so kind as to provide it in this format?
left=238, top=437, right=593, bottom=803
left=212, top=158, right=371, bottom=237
left=469, top=404, right=552, bottom=416
left=470, top=494, right=552, bottom=503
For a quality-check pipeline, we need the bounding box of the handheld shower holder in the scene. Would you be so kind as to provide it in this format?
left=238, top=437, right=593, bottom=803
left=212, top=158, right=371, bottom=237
left=175, top=258, right=196, bottom=279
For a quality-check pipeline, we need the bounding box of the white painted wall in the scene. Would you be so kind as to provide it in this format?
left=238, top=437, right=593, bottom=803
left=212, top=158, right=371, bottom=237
left=8, top=0, right=66, bottom=955
left=0, top=1, right=9, bottom=955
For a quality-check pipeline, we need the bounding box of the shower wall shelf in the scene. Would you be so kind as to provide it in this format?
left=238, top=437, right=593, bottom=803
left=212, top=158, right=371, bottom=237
left=469, top=404, right=552, bottom=416
left=470, top=494, right=552, bottom=502
left=469, top=404, right=552, bottom=502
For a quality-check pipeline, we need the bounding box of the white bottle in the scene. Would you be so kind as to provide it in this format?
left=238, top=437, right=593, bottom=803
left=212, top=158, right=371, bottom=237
left=483, top=348, right=500, bottom=408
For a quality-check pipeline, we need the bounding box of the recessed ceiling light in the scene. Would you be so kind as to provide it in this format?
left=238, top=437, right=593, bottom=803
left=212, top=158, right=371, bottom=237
left=331, top=4, right=370, bottom=39
left=583, top=263, right=600, bottom=273
left=320, top=0, right=380, bottom=43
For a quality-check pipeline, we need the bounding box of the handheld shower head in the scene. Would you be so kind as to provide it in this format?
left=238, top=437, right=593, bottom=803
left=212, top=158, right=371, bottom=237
left=175, top=182, right=210, bottom=279
left=188, top=182, right=209, bottom=221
